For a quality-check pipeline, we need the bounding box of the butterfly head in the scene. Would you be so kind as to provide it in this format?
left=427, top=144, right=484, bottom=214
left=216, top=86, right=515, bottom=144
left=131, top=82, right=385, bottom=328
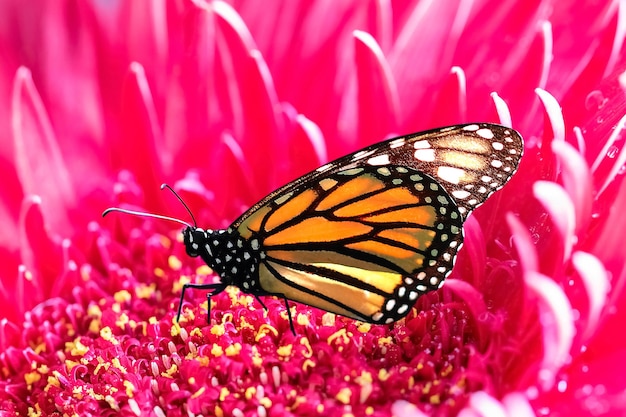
left=183, top=226, right=210, bottom=258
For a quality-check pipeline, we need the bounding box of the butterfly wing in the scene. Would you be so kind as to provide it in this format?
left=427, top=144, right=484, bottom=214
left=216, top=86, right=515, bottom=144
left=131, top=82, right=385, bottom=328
left=235, top=165, right=464, bottom=323
left=229, top=123, right=523, bottom=323
left=233, top=123, right=522, bottom=222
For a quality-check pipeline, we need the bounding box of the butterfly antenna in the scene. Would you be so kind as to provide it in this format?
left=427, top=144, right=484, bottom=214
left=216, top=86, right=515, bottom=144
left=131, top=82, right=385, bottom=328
left=102, top=207, right=193, bottom=228
left=160, top=184, right=197, bottom=227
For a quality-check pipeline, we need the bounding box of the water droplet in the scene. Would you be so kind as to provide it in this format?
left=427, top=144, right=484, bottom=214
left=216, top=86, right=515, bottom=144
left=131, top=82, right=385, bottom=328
left=531, top=233, right=540, bottom=244
left=607, top=145, right=619, bottom=158
left=585, top=90, right=607, bottom=111
left=619, top=165, right=626, bottom=175
left=557, top=379, right=568, bottom=392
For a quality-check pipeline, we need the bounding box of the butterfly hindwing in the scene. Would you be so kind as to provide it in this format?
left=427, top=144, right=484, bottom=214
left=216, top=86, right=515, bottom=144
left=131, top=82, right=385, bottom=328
left=234, top=164, right=464, bottom=323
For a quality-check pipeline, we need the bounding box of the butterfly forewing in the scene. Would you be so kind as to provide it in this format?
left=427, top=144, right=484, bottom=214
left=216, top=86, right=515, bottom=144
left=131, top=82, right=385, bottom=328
left=235, top=165, right=464, bottom=323
left=232, top=123, right=522, bottom=225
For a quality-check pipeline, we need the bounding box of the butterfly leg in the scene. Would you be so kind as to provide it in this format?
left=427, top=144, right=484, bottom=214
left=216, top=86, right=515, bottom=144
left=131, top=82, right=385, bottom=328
left=257, top=292, right=295, bottom=335
left=253, top=295, right=269, bottom=311
left=176, top=282, right=227, bottom=324
left=279, top=294, right=296, bottom=335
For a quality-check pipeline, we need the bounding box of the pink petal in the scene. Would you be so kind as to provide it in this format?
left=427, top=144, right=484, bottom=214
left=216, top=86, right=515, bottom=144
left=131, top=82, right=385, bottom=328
left=490, top=92, right=512, bottom=128
left=391, top=399, right=429, bottom=417
left=533, top=181, right=576, bottom=266
left=535, top=88, right=566, bottom=147
left=571, top=251, right=610, bottom=341
left=466, top=391, right=507, bottom=417
left=430, top=66, right=467, bottom=125
left=506, top=212, right=538, bottom=273
left=592, top=113, right=626, bottom=195
left=525, top=271, right=575, bottom=390
left=501, top=393, right=536, bottom=417
left=18, top=195, right=60, bottom=300
left=353, top=30, right=399, bottom=144
left=12, top=67, right=76, bottom=233
left=552, top=140, right=593, bottom=234
left=504, top=21, right=553, bottom=126
left=117, top=63, right=164, bottom=207
left=391, top=0, right=472, bottom=127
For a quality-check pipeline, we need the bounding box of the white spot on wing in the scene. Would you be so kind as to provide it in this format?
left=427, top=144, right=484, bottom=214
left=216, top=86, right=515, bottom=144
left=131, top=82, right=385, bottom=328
left=414, top=149, right=436, bottom=162
left=413, top=140, right=432, bottom=149
left=463, top=124, right=479, bottom=131
left=352, top=149, right=376, bottom=161
left=437, top=166, right=465, bottom=184
left=476, top=128, right=494, bottom=139
left=389, top=138, right=406, bottom=149
left=367, top=154, right=391, bottom=166
left=452, top=190, right=471, bottom=199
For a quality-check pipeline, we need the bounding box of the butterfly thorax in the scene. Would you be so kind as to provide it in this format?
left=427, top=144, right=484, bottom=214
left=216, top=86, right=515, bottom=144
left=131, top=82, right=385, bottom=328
left=183, top=227, right=262, bottom=293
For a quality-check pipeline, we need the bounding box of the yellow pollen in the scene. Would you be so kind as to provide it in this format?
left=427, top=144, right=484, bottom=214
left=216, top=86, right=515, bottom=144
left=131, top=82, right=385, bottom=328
left=322, top=312, right=336, bottom=326
left=113, top=290, right=131, bottom=304
left=327, top=329, right=349, bottom=345
left=219, top=387, right=229, bottom=402
left=135, top=283, right=156, bottom=299
left=245, top=386, right=256, bottom=400
left=154, top=267, right=165, bottom=278
left=335, top=387, right=352, bottom=404
left=168, top=255, right=183, bottom=270
left=211, top=325, right=225, bottom=336
left=24, top=371, right=41, bottom=385
left=277, top=344, right=292, bottom=358
left=67, top=339, right=89, bottom=356
left=124, top=380, right=134, bottom=397
left=302, top=359, right=316, bottom=372
left=196, top=265, right=213, bottom=275
left=378, top=369, right=390, bottom=381
left=296, top=313, right=310, bottom=326
left=191, top=387, right=206, bottom=399
left=211, top=344, right=224, bottom=356
left=225, top=343, right=242, bottom=357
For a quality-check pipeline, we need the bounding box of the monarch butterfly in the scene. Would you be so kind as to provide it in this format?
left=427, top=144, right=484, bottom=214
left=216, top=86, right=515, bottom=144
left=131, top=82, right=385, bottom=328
left=104, top=123, right=523, bottom=334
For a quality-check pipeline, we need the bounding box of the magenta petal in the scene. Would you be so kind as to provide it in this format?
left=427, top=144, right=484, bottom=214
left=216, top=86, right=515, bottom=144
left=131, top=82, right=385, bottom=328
left=501, top=393, right=535, bottom=417
left=571, top=251, right=610, bottom=341
left=19, top=195, right=61, bottom=300
left=12, top=67, right=76, bottom=234
left=281, top=111, right=327, bottom=181
left=467, top=391, right=507, bottom=417
left=507, top=213, right=538, bottom=273
left=504, top=21, right=552, bottom=124
left=535, top=88, right=566, bottom=146
left=390, top=1, right=471, bottom=121
left=117, top=63, right=164, bottom=208
left=525, top=271, right=575, bottom=389
left=592, top=114, right=626, bottom=195
left=489, top=93, right=513, bottom=127
left=391, top=399, right=429, bottom=417
left=551, top=140, right=593, bottom=234
left=353, top=30, right=399, bottom=144
left=533, top=181, right=575, bottom=265
left=431, top=66, right=467, bottom=126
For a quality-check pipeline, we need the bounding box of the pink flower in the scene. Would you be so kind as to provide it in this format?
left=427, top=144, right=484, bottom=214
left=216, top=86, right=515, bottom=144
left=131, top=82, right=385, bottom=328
left=1, top=1, right=625, bottom=416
